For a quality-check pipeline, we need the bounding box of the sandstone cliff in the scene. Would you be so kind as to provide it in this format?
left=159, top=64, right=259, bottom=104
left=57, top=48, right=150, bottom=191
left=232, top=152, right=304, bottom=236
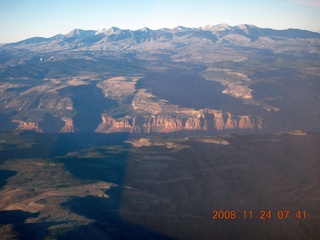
left=13, top=120, right=44, bottom=133
left=12, top=111, right=262, bottom=134
left=95, top=109, right=262, bottom=134
left=60, top=118, right=78, bottom=133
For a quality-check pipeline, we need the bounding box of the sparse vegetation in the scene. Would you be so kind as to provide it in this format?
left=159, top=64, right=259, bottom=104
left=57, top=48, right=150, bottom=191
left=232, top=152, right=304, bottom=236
left=0, top=131, right=319, bottom=239
left=0, top=25, right=319, bottom=239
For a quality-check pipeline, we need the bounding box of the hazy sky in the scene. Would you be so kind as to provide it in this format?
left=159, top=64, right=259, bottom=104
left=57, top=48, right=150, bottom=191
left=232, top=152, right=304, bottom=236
left=1, top=0, right=319, bottom=43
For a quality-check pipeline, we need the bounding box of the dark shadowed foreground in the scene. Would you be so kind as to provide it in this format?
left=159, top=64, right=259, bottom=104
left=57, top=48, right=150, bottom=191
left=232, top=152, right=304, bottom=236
left=0, top=131, right=319, bottom=239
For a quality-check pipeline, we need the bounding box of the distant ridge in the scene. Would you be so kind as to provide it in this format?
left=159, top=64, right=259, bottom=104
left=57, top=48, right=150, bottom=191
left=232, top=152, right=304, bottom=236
left=0, top=22, right=319, bottom=135
left=3, top=24, right=320, bottom=48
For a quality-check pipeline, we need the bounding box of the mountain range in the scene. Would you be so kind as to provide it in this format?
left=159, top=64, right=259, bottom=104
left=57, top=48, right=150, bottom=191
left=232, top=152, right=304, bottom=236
left=6, top=24, right=320, bottom=48
left=0, top=24, right=319, bottom=134
left=1, top=24, right=320, bottom=239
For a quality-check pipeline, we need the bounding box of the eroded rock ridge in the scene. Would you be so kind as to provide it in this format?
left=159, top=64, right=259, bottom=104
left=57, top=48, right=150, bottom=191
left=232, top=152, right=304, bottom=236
left=95, top=109, right=262, bottom=134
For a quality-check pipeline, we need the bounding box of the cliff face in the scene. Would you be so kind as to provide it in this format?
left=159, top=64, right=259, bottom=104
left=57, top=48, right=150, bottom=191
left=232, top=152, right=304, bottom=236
left=95, top=110, right=262, bottom=134
left=12, top=110, right=262, bottom=134
left=60, top=118, right=78, bottom=133
left=13, top=120, right=43, bottom=133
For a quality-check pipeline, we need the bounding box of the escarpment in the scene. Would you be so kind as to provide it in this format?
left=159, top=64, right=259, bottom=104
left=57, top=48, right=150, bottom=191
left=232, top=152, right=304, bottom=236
left=60, top=117, right=79, bottom=133
left=1, top=25, right=319, bottom=138
left=13, top=120, right=44, bottom=133
left=12, top=111, right=261, bottom=134
left=95, top=109, right=262, bottom=134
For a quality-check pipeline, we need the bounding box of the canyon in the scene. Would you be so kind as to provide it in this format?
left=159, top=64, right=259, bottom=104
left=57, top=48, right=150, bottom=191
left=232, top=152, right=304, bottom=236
left=95, top=110, right=262, bottom=134
left=0, top=131, right=319, bottom=239
left=0, top=24, right=319, bottom=239
left=0, top=25, right=319, bottom=135
left=13, top=111, right=262, bottom=134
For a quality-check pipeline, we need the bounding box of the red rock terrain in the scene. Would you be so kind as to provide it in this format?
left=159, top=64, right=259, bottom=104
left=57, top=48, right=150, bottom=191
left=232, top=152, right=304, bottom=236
left=95, top=110, right=262, bottom=133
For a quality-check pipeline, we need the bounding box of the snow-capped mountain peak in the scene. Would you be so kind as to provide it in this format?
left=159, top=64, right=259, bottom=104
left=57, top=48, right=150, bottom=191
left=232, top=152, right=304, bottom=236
left=202, top=23, right=231, bottom=31
left=175, top=26, right=194, bottom=31
left=107, top=27, right=121, bottom=33
left=95, top=27, right=121, bottom=35
left=138, top=27, right=152, bottom=32
left=235, top=24, right=257, bottom=30
left=65, top=28, right=95, bottom=38
left=2, top=24, right=320, bottom=49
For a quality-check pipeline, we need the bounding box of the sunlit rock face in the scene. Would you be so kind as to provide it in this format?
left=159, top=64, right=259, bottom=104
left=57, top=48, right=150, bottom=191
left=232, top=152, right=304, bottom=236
left=13, top=120, right=43, bottom=133
left=0, top=24, right=319, bottom=134
left=0, top=24, right=319, bottom=240
left=95, top=112, right=262, bottom=134
left=60, top=118, right=78, bottom=133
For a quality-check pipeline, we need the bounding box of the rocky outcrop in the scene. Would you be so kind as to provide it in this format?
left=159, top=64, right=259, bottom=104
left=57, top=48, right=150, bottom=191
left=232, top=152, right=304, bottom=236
left=60, top=118, right=78, bottom=133
left=185, top=117, right=206, bottom=131
left=11, top=111, right=262, bottom=134
left=13, top=120, right=43, bottom=133
left=224, top=112, right=237, bottom=129
left=96, top=115, right=184, bottom=133
left=95, top=110, right=262, bottom=134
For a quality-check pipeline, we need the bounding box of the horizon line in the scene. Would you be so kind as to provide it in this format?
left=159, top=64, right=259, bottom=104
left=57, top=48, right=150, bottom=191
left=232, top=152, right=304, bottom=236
left=2, top=23, right=320, bottom=44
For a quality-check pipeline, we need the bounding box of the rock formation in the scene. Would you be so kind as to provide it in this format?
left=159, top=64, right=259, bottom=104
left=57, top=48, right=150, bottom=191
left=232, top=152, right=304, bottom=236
left=95, top=109, right=262, bottom=134
left=13, top=120, right=43, bottom=133
left=60, top=118, right=78, bottom=133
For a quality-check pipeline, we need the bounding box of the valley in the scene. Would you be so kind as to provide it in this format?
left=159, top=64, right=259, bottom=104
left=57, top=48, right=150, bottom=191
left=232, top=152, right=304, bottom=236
left=0, top=24, right=319, bottom=239
left=0, top=25, right=319, bottom=135
left=0, top=131, right=319, bottom=239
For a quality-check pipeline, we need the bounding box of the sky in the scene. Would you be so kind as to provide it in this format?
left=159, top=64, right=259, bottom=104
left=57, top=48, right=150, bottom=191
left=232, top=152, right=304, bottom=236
left=0, top=0, right=319, bottom=43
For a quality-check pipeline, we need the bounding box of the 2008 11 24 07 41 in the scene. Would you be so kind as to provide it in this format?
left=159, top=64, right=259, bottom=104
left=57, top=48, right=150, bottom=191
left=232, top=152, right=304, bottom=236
left=212, top=210, right=307, bottom=220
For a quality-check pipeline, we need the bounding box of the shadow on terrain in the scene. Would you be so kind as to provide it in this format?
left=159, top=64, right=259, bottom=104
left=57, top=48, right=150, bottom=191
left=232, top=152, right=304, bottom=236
left=0, top=210, right=46, bottom=240
left=52, top=132, right=130, bottom=157
left=39, top=114, right=65, bottom=133
left=0, top=169, right=17, bottom=189
left=1, top=131, right=170, bottom=239
left=137, top=70, right=260, bottom=114
left=59, top=132, right=320, bottom=239
left=59, top=189, right=171, bottom=240
left=0, top=113, right=18, bottom=131
left=1, top=131, right=320, bottom=239
left=58, top=84, right=117, bottom=133
left=53, top=132, right=172, bottom=239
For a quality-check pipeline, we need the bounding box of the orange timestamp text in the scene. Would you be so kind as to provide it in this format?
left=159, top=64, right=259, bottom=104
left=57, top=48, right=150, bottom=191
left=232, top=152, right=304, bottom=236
left=212, top=210, right=307, bottom=220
